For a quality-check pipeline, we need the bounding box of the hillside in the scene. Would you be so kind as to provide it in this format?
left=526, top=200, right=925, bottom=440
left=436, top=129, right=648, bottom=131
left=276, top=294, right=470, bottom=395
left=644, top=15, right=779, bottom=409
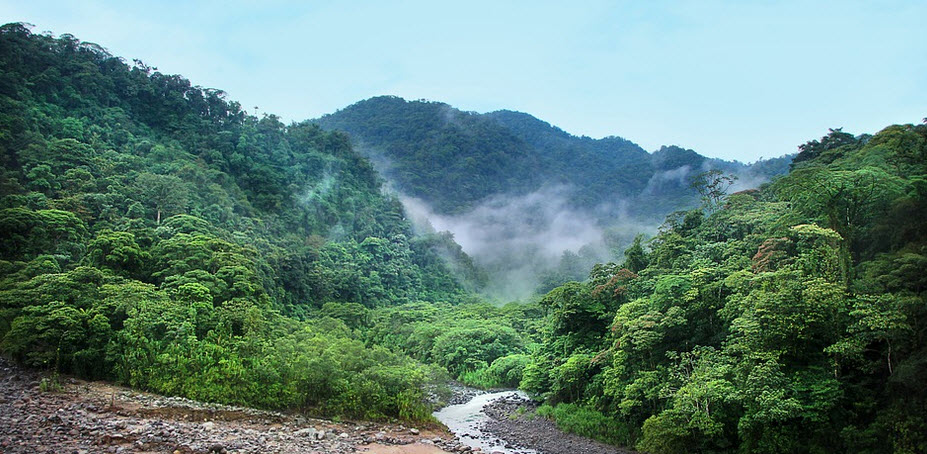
left=315, top=96, right=792, bottom=219
left=316, top=96, right=792, bottom=298
left=0, top=23, right=489, bottom=420
left=3, top=21, right=924, bottom=454
left=520, top=123, right=927, bottom=452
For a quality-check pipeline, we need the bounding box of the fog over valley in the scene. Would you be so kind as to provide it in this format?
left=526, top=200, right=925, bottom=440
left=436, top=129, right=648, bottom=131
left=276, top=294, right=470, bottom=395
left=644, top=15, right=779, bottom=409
left=3, top=11, right=923, bottom=453
left=319, top=97, right=793, bottom=299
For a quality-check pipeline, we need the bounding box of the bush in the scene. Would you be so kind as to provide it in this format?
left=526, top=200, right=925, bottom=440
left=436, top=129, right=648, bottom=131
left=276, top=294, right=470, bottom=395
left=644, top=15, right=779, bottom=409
left=537, top=403, right=633, bottom=447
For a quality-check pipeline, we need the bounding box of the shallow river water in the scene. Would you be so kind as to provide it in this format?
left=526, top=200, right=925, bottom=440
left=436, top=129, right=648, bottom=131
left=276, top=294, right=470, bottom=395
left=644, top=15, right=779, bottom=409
left=432, top=390, right=538, bottom=454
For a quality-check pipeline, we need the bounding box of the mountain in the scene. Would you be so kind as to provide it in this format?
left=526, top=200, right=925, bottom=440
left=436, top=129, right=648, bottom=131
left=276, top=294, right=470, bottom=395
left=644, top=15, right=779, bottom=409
left=316, top=95, right=792, bottom=220
left=0, top=23, right=485, bottom=420
left=316, top=96, right=793, bottom=299
left=3, top=23, right=924, bottom=453
left=522, top=122, right=927, bottom=452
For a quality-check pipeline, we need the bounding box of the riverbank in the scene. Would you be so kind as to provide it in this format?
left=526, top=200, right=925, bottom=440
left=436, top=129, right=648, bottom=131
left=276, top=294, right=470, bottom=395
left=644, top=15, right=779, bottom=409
left=2, top=359, right=635, bottom=454
left=0, top=358, right=466, bottom=454
left=481, top=394, right=635, bottom=454
left=433, top=386, right=635, bottom=454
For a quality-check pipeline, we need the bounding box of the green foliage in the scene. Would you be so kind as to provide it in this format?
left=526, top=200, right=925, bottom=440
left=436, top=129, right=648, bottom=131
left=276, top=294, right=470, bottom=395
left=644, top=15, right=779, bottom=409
left=364, top=302, right=541, bottom=387
left=3, top=23, right=924, bottom=444
left=521, top=120, right=927, bottom=452
left=458, top=354, right=531, bottom=389
left=39, top=373, right=63, bottom=393
left=537, top=403, right=633, bottom=447
left=0, top=24, right=483, bottom=422
left=316, top=96, right=790, bottom=220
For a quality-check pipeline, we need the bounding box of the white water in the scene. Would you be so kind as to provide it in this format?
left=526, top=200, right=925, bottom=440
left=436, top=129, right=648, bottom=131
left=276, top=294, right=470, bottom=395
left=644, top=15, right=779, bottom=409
left=432, top=390, right=538, bottom=454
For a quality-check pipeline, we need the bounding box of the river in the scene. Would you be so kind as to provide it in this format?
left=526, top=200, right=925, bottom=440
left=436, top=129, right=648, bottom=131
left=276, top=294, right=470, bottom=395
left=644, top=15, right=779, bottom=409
left=433, top=390, right=538, bottom=454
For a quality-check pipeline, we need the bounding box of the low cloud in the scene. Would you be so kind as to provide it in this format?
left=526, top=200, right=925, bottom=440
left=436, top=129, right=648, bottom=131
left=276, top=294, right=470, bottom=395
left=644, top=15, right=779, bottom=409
left=404, top=185, right=603, bottom=259
left=402, top=185, right=630, bottom=301
left=357, top=140, right=779, bottom=301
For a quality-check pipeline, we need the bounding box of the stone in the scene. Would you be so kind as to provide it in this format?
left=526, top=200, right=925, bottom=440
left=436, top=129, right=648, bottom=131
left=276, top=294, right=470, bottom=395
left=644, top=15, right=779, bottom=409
left=409, top=428, right=420, bottom=435
left=295, top=428, right=317, bottom=438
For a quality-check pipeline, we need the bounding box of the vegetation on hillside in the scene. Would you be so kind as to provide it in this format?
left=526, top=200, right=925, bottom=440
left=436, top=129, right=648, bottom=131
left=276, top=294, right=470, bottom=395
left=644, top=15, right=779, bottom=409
left=316, top=95, right=792, bottom=219
left=0, top=23, right=503, bottom=420
left=2, top=23, right=924, bottom=454
left=316, top=96, right=793, bottom=300
left=521, top=124, right=927, bottom=453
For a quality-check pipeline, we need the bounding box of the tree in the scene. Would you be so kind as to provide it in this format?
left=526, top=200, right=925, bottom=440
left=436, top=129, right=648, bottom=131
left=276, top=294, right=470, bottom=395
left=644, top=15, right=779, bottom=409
left=623, top=234, right=649, bottom=273
left=85, top=230, right=149, bottom=279
left=135, top=173, right=189, bottom=224
left=791, top=128, right=857, bottom=167
left=690, top=170, right=737, bottom=213
left=777, top=165, right=904, bottom=260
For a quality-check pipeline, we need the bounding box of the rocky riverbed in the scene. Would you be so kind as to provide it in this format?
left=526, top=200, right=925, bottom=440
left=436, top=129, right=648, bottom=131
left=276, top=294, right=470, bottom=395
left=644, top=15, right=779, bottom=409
left=1, top=358, right=634, bottom=454
left=481, top=394, right=634, bottom=454
left=434, top=386, right=635, bottom=454
left=0, top=358, right=471, bottom=454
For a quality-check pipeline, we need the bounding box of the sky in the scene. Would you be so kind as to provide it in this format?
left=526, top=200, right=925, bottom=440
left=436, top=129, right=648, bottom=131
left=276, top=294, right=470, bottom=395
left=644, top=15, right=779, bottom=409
left=2, top=0, right=925, bottom=162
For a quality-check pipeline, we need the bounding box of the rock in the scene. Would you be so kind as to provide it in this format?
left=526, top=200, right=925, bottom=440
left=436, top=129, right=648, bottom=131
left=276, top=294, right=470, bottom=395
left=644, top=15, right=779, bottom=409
left=338, top=432, right=349, bottom=438
left=202, top=421, right=216, bottom=431
left=294, top=428, right=317, bottom=438
left=315, top=430, right=325, bottom=440
left=410, top=428, right=420, bottom=435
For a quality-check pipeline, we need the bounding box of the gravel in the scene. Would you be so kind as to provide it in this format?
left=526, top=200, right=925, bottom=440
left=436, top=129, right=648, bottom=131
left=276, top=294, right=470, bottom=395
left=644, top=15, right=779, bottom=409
left=480, top=394, right=635, bottom=454
left=0, top=358, right=471, bottom=454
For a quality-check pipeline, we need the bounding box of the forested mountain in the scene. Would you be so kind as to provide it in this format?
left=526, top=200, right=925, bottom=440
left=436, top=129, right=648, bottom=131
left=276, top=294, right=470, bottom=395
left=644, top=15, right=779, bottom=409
left=316, top=96, right=792, bottom=299
left=2, top=22, right=924, bottom=454
left=315, top=95, right=792, bottom=219
left=0, top=23, right=490, bottom=420
left=521, top=123, right=927, bottom=453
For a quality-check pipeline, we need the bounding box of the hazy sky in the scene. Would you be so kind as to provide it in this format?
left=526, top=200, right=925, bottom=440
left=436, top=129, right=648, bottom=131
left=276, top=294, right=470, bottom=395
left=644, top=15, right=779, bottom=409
left=2, top=0, right=925, bottom=161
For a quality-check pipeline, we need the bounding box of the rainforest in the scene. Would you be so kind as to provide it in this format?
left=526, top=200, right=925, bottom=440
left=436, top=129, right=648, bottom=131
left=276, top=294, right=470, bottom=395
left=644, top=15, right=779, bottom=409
left=1, top=22, right=925, bottom=454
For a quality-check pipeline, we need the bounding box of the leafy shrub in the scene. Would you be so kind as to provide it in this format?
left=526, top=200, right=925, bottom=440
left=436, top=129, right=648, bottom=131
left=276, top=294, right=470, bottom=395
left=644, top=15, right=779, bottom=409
left=537, top=403, right=633, bottom=447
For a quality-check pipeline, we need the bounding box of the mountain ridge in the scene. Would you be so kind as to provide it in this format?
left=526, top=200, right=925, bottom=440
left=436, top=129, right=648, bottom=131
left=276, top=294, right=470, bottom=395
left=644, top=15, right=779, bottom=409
left=315, top=95, right=792, bottom=299
left=315, top=95, right=793, bottom=221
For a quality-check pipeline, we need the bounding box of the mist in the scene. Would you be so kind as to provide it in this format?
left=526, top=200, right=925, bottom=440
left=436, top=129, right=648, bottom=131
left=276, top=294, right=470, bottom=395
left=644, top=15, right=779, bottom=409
left=401, top=185, right=651, bottom=301
left=351, top=137, right=780, bottom=302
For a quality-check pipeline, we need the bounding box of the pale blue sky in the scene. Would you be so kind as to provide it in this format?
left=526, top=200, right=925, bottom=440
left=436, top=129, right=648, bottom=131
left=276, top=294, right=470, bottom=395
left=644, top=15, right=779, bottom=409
left=2, top=0, right=925, bottom=161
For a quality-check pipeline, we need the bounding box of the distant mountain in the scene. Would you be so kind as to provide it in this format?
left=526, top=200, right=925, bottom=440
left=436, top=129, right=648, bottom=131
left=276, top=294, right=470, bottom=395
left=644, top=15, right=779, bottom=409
left=316, top=96, right=792, bottom=221
left=316, top=96, right=793, bottom=299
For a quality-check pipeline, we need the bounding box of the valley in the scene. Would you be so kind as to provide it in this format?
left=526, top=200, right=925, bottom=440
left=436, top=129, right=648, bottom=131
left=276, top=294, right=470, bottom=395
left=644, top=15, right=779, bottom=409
left=1, top=21, right=925, bottom=454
